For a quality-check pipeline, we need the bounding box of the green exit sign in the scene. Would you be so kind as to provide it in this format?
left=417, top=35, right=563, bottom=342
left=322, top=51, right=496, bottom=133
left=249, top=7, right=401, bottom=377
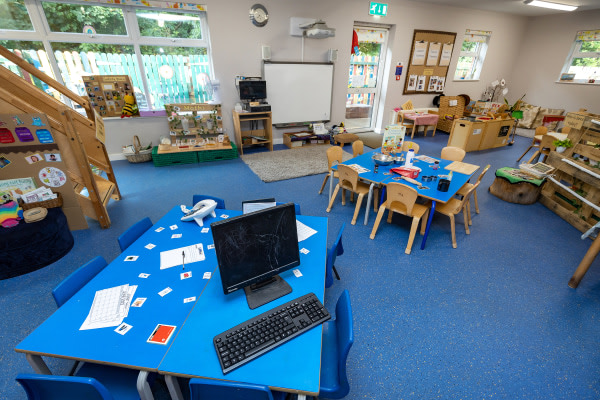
left=369, top=2, right=388, bottom=16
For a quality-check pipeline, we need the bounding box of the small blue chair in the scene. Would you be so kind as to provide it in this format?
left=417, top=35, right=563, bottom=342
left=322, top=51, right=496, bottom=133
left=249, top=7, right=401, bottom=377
left=52, top=256, right=107, bottom=308
left=192, top=195, right=226, bottom=209
left=189, top=377, right=286, bottom=400
left=275, top=201, right=301, bottom=215
left=319, top=290, right=354, bottom=399
left=16, top=370, right=141, bottom=400
left=117, top=217, right=153, bottom=252
left=326, top=223, right=345, bottom=288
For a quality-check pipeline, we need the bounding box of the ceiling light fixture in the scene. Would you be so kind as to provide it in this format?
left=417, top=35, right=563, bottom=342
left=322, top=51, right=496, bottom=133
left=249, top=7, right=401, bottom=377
left=523, top=0, right=578, bottom=11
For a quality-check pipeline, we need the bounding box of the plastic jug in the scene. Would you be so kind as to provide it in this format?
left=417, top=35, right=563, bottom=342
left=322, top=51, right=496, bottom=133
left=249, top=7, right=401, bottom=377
left=405, top=149, right=415, bottom=167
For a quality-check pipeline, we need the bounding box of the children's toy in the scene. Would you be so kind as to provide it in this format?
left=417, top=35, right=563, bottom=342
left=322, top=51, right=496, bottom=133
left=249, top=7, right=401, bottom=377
left=0, top=191, right=23, bottom=228
left=121, top=93, right=139, bottom=118
left=180, top=199, right=217, bottom=227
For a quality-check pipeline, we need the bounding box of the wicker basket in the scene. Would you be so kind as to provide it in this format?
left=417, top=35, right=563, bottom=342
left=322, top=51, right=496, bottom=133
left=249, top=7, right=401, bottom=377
left=20, top=192, right=63, bottom=210
left=124, top=135, right=152, bottom=163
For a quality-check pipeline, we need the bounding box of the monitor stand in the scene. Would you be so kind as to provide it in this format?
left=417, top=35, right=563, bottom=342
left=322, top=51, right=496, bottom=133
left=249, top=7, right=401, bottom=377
left=244, top=275, right=292, bottom=309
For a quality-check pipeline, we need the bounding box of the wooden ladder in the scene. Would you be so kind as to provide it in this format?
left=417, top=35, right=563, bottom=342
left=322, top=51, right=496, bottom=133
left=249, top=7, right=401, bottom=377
left=0, top=45, right=121, bottom=228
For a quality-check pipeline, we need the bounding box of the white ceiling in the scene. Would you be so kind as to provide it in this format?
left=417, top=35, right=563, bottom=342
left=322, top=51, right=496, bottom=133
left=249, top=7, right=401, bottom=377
left=413, top=0, right=600, bottom=17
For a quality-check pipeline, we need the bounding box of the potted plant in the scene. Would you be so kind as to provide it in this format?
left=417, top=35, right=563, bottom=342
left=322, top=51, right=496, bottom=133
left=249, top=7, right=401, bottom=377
left=504, top=94, right=526, bottom=118
left=553, top=138, right=573, bottom=153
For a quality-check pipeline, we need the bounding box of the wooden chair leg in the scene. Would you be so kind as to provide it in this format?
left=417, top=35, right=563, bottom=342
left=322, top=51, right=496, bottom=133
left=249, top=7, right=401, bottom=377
left=318, top=174, right=329, bottom=194
left=373, top=187, right=379, bottom=212
left=387, top=207, right=394, bottom=224
left=466, top=200, right=472, bottom=226
left=341, top=188, right=346, bottom=206
left=405, top=216, right=420, bottom=254
left=463, top=205, right=470, bottom=234
left=473, top=189, right=479, bottom=214
left=527, top=150, right=541, bottom=164
left=369, top=204, right=387, bottom=239
left=420, top=210, right=429, bottom=235
left=517, top=144, right=535, bottom=162
left=326, top=185, right=340, bottom=212
left=351, top=193, right=365, bottom=225
left=449, top=214, right=457, bottom=248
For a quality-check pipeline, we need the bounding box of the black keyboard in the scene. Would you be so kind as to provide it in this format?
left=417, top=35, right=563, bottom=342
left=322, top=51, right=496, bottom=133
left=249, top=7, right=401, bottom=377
left=213, top=292, right=331, bottom=374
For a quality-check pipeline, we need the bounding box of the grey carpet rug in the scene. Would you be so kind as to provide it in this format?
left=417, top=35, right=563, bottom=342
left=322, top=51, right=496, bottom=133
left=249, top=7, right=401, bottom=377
left=241, top=145, right=352, bottom=182
left=355, top=131, right=383, bottom=149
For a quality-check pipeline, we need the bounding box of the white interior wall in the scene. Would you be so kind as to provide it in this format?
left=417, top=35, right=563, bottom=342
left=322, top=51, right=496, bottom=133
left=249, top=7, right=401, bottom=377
left=103, top=0, right=593, bottom=159
left=509, top=9, right=600, bottom=111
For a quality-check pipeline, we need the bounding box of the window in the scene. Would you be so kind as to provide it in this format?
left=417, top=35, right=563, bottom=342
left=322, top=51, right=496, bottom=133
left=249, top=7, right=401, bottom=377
left=560, top=30, right=600, bottom=84
left=454, top=29, right=491, bottom=81
left=0, top=0, right=214, bottom=111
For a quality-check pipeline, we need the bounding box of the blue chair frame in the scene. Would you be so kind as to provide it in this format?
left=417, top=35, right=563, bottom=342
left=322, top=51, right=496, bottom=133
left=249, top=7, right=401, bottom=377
left=16, top=373, right=114, bottom=400
left=326, top=223, right=345, bottom=288
left=192, top=195, right=226, bottom=210
left=189, top=377, right=286, bottom=400
left=52, top=256, right=107, bottom=308
left=319, top=290, right=354, bottom=399
left=118, top=217, right=153, bottom=253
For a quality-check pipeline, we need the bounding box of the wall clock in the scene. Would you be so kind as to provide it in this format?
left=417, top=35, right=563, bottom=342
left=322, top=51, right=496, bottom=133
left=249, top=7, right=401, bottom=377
left=249, top=4, right=268, bottom=27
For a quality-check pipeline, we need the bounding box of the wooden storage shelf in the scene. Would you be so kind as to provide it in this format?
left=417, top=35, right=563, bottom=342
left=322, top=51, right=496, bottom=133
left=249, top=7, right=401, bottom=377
left=233, top=111, right=273, bottom=155
left=283, top=132, right=330, bottom=149
left=448, top=117, right=514, bottom=152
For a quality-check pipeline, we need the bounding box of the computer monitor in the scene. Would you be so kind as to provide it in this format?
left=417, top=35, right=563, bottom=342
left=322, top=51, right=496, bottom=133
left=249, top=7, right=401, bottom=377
left=239, top=80, right=267, bottom=101
left=211, top=203, right=300, bottom=309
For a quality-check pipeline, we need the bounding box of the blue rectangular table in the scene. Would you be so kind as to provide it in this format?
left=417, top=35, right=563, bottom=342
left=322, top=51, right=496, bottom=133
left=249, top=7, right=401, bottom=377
left=159, top=214, right=328, bottom=399
left=330, top=148, right=479, bottom=248
left=16, top=206, right=328, bottom=400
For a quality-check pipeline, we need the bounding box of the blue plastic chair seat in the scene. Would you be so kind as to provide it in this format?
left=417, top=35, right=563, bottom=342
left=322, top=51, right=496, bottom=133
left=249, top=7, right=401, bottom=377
left=192, top=195, right=226, bottom=210
left=319, top=319, right=341, bottom=396
left=189, top=377, right=286, bottom=400
left=75, top=363, right=142, bottom=399
left=118, top=217, right=153, bottom=253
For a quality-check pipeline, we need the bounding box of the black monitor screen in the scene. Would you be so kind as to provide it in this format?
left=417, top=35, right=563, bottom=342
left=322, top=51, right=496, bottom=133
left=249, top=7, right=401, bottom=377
left=239, top=80, right=267, bottom=101
left=211, top=203, right=299, bottom=295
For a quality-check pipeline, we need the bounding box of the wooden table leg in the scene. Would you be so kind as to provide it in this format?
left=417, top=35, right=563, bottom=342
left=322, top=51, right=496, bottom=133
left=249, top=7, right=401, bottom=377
left=569, top=235, right=600, bottom=288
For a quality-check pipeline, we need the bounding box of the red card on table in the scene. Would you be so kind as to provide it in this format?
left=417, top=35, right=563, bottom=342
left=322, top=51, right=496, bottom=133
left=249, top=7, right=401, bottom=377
left=147, top=324, right=176, bottom=345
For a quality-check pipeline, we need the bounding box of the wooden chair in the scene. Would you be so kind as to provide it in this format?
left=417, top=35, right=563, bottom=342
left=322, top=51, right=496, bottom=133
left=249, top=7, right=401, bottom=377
left=517, top=125, right=548, bottom=162
left=397, top=113, right=415, bottom=138
left=352, top=140, right=364, bottom=157
left=431, top=181, right=480, bottom=248
left=369, top=183, right=430, bottom=254
left=527, top=134, right=556, bottom=164
left=402, top=141, right=420, bottom=154
left=560, top=126, right=571, bottom=134
left=456, top=164, right=491, bottom=215
left=319, top=146, right=344, bottom=195
left=326, top=164, right=372, bottom=225
left=441, top=146, right=466, bottom=162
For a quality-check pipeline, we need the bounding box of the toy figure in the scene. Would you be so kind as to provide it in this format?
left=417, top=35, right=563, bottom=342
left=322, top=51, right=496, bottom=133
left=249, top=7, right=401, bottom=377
left=121, top=93, right=138, bottom=118
left=0, top=192, right=23, bottom=228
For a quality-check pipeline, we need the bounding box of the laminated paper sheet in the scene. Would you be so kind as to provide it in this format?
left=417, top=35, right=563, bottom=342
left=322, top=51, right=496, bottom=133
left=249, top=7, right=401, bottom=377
left=444, top=161, right=479, bottom=175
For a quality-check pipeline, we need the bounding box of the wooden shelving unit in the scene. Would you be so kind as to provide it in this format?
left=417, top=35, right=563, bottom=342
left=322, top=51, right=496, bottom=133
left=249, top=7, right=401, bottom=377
left=232, top=111, right=273, bottom=155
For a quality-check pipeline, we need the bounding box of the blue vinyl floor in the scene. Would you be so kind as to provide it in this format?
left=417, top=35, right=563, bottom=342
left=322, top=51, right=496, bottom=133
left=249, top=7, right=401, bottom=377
left=2, top=131, right=600, bottom=399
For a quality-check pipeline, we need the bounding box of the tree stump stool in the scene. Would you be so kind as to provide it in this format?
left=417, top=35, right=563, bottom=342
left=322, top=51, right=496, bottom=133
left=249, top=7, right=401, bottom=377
left=333, top=133, right=359, bottom=147
left=488, top=167, right=545, bottom=205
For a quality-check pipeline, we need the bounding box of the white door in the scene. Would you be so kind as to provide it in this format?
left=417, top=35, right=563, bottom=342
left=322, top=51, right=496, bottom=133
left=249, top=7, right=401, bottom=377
left=345, top=26, right=389, bottom=132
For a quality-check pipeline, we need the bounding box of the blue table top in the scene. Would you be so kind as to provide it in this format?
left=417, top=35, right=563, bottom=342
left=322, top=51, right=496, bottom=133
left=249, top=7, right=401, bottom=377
left=15, top=206, right=233, bottom=371
left=335, top=148, right=479, bottom=203
left=158, top=214, right=328, bottom=395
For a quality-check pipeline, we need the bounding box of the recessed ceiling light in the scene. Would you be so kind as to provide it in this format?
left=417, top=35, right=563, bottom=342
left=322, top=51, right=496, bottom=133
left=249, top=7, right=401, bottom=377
left=523, top=0, right=578, bottom=11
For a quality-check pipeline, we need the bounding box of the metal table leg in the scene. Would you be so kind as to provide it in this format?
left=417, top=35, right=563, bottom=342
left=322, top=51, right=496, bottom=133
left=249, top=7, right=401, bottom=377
left=328, top=170, right=334, bottom=202
left=26, top=354, right=51, bottom=375
left=364, top=183, right=374, bottom=225
left=420, top=200, right=436, bottom=250
left=165, top=375, right=184, bottom=400
left=137, top=371, right=154, bottom=400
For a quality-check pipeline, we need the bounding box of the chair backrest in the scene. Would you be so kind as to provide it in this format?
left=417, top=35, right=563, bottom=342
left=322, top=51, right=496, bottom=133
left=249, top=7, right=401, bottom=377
left=540, top=134, right=556, bottom=153
left=352, top=140, right=364, bottom=157
left=334, top=290, right=354, bottom=398
left=454, top=181, right=481, bottom=213
left=117, top=217, right=153, bottom=252
left=402, top=99, right=414, bottom=110
left=189, top=377, right=275, bottom=400
left=476, top=164, right=492, bottom=184
left=16, top=373, right=112, bottom=400
left=326, top=146, right=344, bottom=172
left=275, top=202, right=301, bottom=215
left=402, top=141, right=420, bottom=154
left=192, top=194, right=226, bottom=209
left=535, top=125, right=548, bottom=136
left=441, top=146, right=466, bottom=162
left=386, top=182, right=418, bottom=216
left=560, top=126, right=571, bottom=134
left=52, top=256, right=107, bottom=308
left=337, top=164, right=359, bottom=192
left=326, top=223, right=345, bottom=288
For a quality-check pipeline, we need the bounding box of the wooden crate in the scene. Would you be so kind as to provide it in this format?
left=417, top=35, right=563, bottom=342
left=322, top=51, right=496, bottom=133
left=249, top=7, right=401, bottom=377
left=539, top=112, right=600, bottom=233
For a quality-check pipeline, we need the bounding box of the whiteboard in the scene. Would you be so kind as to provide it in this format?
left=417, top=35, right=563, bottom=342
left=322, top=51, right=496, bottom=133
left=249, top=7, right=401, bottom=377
left=263, top=62, right=334, bottom=125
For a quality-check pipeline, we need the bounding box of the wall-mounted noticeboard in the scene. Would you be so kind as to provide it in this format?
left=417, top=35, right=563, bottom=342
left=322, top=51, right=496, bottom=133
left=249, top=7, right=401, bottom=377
left=403, top=29, right=456, bottom=95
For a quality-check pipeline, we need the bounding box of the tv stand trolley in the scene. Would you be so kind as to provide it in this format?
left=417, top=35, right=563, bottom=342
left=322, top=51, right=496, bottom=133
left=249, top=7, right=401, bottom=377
left=232, top=110, right=273, bottom=155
